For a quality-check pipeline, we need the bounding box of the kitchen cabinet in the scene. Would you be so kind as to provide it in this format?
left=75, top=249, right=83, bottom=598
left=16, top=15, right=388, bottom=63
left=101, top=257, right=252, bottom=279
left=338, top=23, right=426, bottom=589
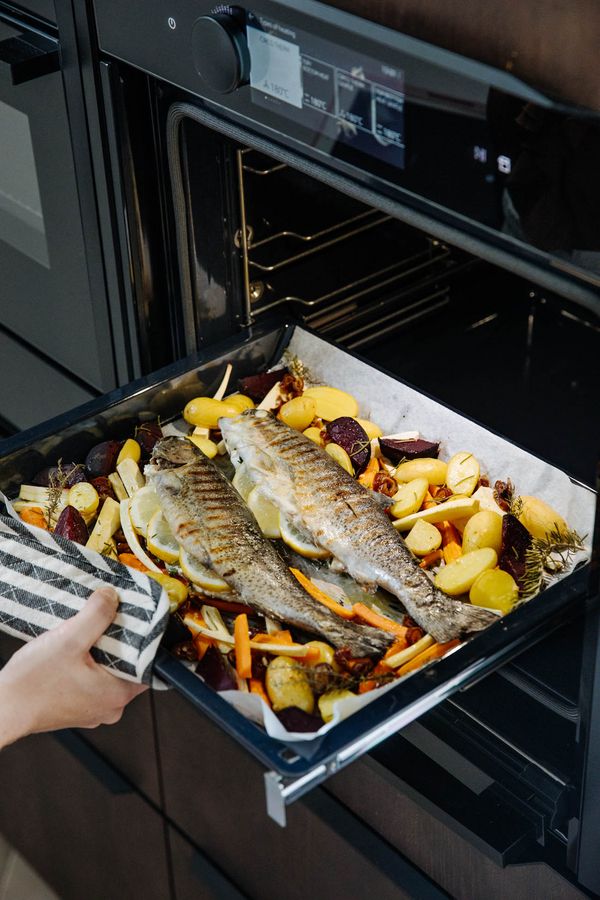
left=0, top=729, right=170, bottom=900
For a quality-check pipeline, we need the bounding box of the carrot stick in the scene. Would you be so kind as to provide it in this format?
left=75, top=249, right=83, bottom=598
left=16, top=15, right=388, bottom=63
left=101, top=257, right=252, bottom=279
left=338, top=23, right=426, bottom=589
left=19, top=507, right=48, bottom=530
left=251, top=630, right=294, bottom=645
left=234, top=614, right=252, bottom=679
left=384, top=636, right=409, bottom=659
left=438, top=521, right=462, bottom=564
left=352, top=603, right=408, bottom=637
left=118, top=552, right=150, bottom=572
left=193, top=632, right=212, bottom=661
left=250, top=678, right=271, bottom=708
left=358, top=457, right=379, bottom=489
left=419, top=549, right=444, bottom=569
left=290, top=568, right=355, bottom=619
left=397, top=639, right=460, bottom=675
left=196, top=596, right=256, bottom=617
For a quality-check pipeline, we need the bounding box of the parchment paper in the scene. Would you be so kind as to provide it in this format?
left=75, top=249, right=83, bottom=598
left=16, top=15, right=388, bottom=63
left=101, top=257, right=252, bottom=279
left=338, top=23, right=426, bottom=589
left=203, top=329, right=596, bottom=741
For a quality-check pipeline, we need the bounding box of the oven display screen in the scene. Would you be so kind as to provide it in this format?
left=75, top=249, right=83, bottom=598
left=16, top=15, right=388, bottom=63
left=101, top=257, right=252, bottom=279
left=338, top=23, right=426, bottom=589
left=247, top=12, right=406, bottom=169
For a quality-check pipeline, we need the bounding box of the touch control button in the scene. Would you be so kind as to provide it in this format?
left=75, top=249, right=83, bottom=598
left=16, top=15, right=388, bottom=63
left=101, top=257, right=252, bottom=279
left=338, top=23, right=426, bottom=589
left=191, top=14, right=250, bottom=93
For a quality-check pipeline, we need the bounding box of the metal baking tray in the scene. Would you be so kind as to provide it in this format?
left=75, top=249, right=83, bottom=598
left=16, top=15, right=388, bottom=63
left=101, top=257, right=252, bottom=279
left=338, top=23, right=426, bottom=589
left=0, top=322, right=595, bottom=824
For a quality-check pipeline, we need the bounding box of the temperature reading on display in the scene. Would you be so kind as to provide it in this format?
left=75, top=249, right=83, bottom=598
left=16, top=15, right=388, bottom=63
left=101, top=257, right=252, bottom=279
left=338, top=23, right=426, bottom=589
left=247, top=14, right=406, bottom=169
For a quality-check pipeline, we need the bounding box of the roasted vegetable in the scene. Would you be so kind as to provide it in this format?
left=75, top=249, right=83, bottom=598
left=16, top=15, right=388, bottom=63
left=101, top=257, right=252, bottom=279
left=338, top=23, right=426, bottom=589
left=470, top=569, right=518, bottom=614
left=518, top=495, right=568, bottom=540
left=318, top=689, right=356, bottom=723
left=498, top=513, right=532, bottom=588
left=238, top=369, right=287, bottom=402
left=265, top=656, right=315, bottom=714
left=278, top=396, right=316, bottom=432
left=326, top=416, right=371, bottom=474
left=446, top=451, right=480, bottom=497
left=32, top=463, right=87, bottom=487
left=54, top=505, right=88, bottom=545
left=85, top=441, right=122, bottom=478
left=90, top=476, right=117, bottom=502
left=378, top=438, right=440, bottom=462
left=276, top=707, right=324, bottom=733
left=461, top=510, right=503, bottom=554
left=196, top=645, right=237, bottom=692
left=136, top=422, right=163, bottom=456
left=404, top=519, right=443, bottom=557
left=394, top=458, right=447, bottom=485
left=434, top=548, right=498, bottom=596
left=302, top=386, right=359, bottom=421
left=389, top=477, right=429, bottom=519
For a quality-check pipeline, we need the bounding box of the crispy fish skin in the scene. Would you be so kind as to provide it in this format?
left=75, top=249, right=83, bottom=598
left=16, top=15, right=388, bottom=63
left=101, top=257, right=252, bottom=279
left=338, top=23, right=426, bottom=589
left=146, top=437, right=393, bottom=657
left=220, top=410, right=499, bottom=643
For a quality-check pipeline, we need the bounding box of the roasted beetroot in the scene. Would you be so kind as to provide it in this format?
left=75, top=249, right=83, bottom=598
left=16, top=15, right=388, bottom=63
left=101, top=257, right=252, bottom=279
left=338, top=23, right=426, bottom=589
left=276, top=706, right=324, bottom=733
left=85, top=440, right=122, bottom=478
left=326, top=417, right=370, bottom=474
left=498, top=514, right=532, bottom=589
left=136, top=422, right=163, bottom=456
left=90, top=476, right=116, bottom=502
left=238, top=368, right=287, bottom=402
left=378, top=438, right=440, bottom=463
left=196, top=645, right=237, bottom=692
left=54, top=505, right=88, bottom=545
left=32, top=463, right=87, bottom=487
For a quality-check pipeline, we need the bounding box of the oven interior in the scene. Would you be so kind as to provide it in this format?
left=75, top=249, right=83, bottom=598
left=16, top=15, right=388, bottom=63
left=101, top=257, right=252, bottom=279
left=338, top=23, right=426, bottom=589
left=174, top=117, right=600, bottom=489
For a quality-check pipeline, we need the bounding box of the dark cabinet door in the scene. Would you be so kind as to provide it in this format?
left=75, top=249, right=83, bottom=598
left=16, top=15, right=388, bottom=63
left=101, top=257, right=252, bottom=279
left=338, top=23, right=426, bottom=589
left=169, top=826, right=247, bottom=900
left=154, top=690, right=446, bottom=900
left=0, top=729, right=171, bottom=900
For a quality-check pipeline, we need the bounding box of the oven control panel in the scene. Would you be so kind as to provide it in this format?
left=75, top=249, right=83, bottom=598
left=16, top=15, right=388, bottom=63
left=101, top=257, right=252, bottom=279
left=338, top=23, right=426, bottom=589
left=94, top=0, right=600, bottom=285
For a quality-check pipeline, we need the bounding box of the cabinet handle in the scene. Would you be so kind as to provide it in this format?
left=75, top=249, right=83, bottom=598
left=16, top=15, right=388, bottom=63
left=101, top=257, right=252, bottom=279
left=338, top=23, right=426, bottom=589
left=0, top=32, right=59, bottom=85
left=55, top=730, right=134, bottom=796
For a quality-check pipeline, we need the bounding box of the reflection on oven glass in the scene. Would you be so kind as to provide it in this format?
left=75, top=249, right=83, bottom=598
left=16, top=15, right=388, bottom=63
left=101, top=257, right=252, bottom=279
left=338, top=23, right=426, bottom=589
left=488, top=91, right=600, bottom=274
left=0, top=99, right=49, bottom=268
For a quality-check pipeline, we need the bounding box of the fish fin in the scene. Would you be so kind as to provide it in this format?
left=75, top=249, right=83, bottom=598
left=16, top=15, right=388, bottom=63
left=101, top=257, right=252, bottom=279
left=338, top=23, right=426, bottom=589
left=370, top=492, right=393, bottom=510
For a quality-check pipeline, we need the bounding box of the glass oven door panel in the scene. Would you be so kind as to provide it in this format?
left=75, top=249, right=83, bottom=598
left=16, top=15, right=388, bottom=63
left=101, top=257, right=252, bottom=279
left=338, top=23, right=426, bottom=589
left=0, top=15, right=114, bottom=392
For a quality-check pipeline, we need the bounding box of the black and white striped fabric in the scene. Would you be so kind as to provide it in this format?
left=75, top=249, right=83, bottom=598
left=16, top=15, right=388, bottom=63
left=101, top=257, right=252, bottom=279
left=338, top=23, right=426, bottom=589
left=0, top=495, right=170, bottom=685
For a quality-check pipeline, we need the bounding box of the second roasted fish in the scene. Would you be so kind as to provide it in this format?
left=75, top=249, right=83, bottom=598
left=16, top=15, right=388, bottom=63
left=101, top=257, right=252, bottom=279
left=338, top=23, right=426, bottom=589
left=146, top=437, right=393, bottom=657
left=220, top=410, right=499, bottom=643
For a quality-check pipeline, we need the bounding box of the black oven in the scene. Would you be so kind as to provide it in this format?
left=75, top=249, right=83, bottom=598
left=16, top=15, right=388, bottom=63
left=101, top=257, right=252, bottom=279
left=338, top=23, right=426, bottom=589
left=0, top=0, right=143, bottom=436
left=2, top=0, right=600, bottom=896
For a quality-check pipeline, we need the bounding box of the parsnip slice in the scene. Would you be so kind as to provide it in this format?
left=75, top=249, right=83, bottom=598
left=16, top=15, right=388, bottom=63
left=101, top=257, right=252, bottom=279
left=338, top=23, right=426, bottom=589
left=86, top=497, right=121, bottom=553
left=116, top=458, right=145, bottom=497
left=392, top=497, right=479, bottom=531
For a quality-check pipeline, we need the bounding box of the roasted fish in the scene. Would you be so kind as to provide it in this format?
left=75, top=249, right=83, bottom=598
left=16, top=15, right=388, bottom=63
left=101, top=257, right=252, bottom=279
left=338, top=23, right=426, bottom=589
left=146, top=437, right=393, bottom=657
left=220, top=410, right=499, bottom=642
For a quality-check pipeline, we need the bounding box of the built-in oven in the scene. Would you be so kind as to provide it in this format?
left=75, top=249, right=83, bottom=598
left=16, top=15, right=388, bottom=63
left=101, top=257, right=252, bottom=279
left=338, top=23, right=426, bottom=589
left=2, top=0, right=600, bottom=896
left=0, top=0, right=139, bottom=436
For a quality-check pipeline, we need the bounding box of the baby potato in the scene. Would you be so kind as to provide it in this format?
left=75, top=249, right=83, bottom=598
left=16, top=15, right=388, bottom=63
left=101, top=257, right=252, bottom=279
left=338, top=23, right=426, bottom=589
left=404, top=519, right=442, bottom=557
left=116, top=438, right=141, bottom=466
left=278, top=395, right=316, bottom=431
left=184, top=397, right=239, bottom=429
left=469, top=569, right=518, bottom=615
left=147, top=571, right=189, bottom=612
left=354, top=418, right=383, bottom=440
left=518, top=495, right=568, bottom=540
left=389, top=477, right=429, bottom=519
left=461, top=510, right=503, bottom=554
left=224, top=393, right=255, bottom=412
left=303, top=426, right=325, bottom=446
left=303, top=386, right=359, bottom=421
left=325, top=442, right=354, bottom=474
left=266, top=656, right=315, bottom=714
left=304, top=640, right=339, bottom=669
left=446, top=451, right=480, bottom=496
left=394, top=458, right=447, bottom=485
left=434, top=547, right=497, bottom=596
left=318, top=689, right=356, bottom=723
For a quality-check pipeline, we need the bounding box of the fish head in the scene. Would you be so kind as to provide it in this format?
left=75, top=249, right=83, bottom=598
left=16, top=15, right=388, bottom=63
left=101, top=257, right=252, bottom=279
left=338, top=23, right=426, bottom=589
left=148, top=436, right=202, bottom=471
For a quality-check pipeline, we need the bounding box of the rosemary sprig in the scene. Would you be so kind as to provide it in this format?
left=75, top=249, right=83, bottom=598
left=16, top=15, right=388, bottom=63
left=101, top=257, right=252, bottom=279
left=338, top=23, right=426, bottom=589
left=509, top=494, right=524, bottom=518
left=517, top=526, right=587, bottom=604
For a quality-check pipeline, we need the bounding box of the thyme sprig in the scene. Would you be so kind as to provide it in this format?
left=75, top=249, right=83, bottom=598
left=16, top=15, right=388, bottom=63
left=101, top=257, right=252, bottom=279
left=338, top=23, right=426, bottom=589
left=517, top=525, right=587, bottom=604
left=46, top=460, right=84, bottom=528
left=281, top=351, right=314, bottom=384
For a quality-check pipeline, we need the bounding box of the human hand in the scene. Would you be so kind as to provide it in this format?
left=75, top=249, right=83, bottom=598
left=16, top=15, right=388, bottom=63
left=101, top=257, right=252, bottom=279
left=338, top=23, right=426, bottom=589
left=0, top=586, right=147, bottom=749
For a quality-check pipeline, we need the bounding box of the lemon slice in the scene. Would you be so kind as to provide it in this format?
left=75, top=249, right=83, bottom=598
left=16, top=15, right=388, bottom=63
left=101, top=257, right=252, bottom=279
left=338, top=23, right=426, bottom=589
left=232, top=464, right=257, bottom=502
left=146, top=509, right=180, bottom=564
left=279, top=513, right=331, bottom=559
left=179, top=547, right=231, bottom=593
left=129, top=484, right=162, bottom=536
left=246, top=486, right=281, bottom=539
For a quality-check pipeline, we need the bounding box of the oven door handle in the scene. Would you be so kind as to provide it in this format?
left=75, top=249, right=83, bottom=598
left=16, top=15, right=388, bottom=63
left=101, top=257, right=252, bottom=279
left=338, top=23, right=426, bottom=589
left=0, top=32, right=59, bottom=86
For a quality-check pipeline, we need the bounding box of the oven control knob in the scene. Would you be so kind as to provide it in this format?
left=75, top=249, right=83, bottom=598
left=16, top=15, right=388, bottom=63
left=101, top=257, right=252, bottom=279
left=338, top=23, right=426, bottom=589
left=192, top=14, right=250, bottom=93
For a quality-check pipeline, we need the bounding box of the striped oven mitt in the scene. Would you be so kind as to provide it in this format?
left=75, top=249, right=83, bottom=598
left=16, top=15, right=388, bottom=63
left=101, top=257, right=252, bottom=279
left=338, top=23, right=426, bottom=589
left=0, top=497, right=170, bottom=685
